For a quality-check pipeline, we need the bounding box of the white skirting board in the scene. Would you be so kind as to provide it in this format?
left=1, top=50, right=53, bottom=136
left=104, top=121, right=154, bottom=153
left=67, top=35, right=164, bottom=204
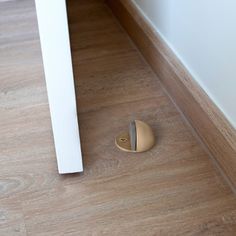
left=35, top=0, right=83, bottom=173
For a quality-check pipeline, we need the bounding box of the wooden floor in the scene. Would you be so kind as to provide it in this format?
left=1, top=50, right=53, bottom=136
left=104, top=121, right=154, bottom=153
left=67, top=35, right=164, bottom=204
left=1, top=0, right=236, bottom=235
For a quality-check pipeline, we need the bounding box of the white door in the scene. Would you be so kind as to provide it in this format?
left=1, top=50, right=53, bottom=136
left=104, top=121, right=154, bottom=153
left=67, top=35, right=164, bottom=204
left=35, top=0, right=83, bottom=174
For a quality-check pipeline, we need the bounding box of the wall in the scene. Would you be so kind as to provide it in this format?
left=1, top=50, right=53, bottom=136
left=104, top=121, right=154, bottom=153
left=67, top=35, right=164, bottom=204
left=133, top=0, right=236, bottom=128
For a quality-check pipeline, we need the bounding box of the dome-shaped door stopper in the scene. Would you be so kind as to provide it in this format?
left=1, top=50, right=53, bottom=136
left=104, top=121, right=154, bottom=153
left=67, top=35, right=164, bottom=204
left=115, top=120, right=155, bottom=152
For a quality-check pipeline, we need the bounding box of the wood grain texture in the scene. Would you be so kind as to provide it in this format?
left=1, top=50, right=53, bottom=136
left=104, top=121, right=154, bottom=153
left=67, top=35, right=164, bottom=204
left=106, top=0, right=236, bottom=188
left=1, top=0, right=236, bottom=235
left=0, top=0, right=57, bottom=235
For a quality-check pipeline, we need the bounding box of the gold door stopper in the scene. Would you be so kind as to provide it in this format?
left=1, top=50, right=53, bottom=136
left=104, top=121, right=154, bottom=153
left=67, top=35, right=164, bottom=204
left=115, top=120, right=155, bottom=152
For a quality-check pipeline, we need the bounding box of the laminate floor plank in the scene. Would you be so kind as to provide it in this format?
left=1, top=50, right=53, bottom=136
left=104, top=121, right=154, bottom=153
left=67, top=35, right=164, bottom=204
left=0, top=199, right=26, bottom=236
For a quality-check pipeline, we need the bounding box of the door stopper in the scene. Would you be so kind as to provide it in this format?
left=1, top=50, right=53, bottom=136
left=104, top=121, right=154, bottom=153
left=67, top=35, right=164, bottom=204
left=115, top=120, right=155, bottom=152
